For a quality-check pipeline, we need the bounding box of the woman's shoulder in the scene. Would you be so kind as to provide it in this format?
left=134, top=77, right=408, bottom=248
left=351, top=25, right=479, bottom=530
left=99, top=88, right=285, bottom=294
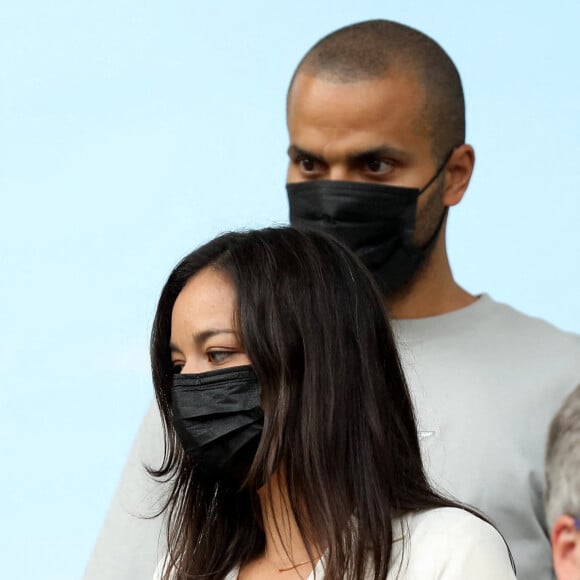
left=153, top=557, right=239, bottom=580
left=397, top=507, right=516, bottom=579
left=409, top=506, right=498, bottom=535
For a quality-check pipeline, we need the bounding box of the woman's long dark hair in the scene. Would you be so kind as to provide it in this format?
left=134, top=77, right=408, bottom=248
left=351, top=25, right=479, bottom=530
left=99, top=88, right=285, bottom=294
left=150, top=227, right=486, bottom=579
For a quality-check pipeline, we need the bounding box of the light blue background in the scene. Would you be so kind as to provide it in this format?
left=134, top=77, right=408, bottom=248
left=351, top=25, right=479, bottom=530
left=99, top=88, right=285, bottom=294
left=1, top=1, right=579, bottom=578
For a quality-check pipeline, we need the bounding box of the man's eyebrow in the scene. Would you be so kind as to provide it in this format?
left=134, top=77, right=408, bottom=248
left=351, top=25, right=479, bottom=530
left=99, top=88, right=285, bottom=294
left=346, top=145, right=410, bottom=163
left=287, top=144, right=323, bottom=161
left=169, top=329, right=236, bottom=353
left=287, top=144, right=410, bottom=164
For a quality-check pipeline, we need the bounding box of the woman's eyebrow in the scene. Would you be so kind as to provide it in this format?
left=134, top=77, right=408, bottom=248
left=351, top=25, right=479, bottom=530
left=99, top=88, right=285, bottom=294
left=169, top=330, right=236, bottom=354
left=193, top=329, right=236, bottom=345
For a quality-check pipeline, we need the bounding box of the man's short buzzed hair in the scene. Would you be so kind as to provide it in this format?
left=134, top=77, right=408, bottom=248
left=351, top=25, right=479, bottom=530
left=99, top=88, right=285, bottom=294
left=289, top=20, right=465, bottom=162
left=545, top=384, right=580, bottom=528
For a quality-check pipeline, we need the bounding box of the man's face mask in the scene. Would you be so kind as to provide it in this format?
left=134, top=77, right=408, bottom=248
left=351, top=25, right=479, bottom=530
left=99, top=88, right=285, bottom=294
left=287, top=154, right=452, bottom=296
left=172, top=365, right=263, bottom=485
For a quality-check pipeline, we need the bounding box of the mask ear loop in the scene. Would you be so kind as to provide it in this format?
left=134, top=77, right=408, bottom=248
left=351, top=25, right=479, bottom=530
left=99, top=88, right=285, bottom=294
left=418, top=146, right=458, bottom=195
left=415, top=146, right=459, bottom=250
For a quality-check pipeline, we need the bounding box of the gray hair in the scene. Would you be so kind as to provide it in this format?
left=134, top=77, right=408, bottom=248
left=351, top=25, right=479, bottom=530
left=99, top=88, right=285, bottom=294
left=545, top=384, right=580, bottom=528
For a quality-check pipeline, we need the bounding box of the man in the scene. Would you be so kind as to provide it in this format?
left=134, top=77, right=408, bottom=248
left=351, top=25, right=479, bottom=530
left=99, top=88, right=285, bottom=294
left=545, top=385, right=580, bottom=579
left=85, top=20, right=580, bottom=579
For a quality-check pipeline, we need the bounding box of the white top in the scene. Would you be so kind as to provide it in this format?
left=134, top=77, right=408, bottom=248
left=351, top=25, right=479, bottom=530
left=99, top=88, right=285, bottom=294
left=154, top=507, right=516, bottom=580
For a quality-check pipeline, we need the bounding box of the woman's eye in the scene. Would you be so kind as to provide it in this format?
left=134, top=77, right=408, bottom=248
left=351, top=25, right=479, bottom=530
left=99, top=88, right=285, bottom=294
left=207, top=351, right=232, bottom=364
left=172, top=362, right=184, bottom=374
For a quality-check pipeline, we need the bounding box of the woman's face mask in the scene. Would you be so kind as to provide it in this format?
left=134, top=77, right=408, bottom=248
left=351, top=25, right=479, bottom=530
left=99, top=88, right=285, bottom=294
left=172, top=365, right=264, bottom=483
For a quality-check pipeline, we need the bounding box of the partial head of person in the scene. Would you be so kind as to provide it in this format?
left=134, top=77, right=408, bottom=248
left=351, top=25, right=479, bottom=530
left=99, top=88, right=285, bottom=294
left=150, top=226, right=456, bottom=580
left=285, top=20, right=476, bottom=303
left=545, top=384, right=580, bottom=579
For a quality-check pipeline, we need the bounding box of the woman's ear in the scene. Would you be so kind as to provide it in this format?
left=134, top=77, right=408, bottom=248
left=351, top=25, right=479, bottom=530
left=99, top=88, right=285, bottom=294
left=442, top=144, right=475, bottom=207
left=551, top=514, right=580, bottom=579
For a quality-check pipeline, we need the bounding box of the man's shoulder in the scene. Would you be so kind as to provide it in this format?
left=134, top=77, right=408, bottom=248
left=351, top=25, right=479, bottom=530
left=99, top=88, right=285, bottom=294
left=395, top=294, right=580, bottom=354
left=483, top=295, right=580, bottom=349
left=395, top=294, right=580, bottom=389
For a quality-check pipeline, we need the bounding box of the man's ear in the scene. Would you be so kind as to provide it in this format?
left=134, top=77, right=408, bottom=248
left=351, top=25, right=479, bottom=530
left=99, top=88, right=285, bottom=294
left=551, top=514, right=580, bottom=580
left=442, top=144, right=475, bottom=207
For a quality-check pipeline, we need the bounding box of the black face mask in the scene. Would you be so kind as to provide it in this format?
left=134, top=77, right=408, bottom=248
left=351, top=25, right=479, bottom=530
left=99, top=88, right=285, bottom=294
left=287, top=156, right=451, bottom=296
left=172, top=365, right=263, bottom=484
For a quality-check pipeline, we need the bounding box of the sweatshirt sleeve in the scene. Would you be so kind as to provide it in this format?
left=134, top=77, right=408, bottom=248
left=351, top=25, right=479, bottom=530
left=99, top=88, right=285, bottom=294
left=83, top=402, right=168, bottom=580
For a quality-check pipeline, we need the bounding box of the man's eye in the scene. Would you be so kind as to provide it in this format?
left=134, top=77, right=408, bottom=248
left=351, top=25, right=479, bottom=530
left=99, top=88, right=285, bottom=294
left=207, top=351, right=231, bottom=364
left=365, top=158, right=392, bottom=174
left=298, top=156, right=317, bottom=172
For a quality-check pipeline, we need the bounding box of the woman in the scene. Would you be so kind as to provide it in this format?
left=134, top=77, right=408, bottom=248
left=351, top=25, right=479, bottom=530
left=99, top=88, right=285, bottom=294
left=150, top=227, right=515, bottom=579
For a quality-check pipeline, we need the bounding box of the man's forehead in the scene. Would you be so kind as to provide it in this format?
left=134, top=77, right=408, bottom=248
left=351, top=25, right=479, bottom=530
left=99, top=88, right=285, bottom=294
left=289, top=72, right=425, bottom=124
left=288, top=69, right=424, bottom=106
left=287, top=72, right=429, bottom=158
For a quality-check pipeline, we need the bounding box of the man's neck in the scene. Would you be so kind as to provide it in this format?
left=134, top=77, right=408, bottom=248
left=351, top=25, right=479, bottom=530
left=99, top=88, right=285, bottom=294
left=386, top=236, right=476, bottom=320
